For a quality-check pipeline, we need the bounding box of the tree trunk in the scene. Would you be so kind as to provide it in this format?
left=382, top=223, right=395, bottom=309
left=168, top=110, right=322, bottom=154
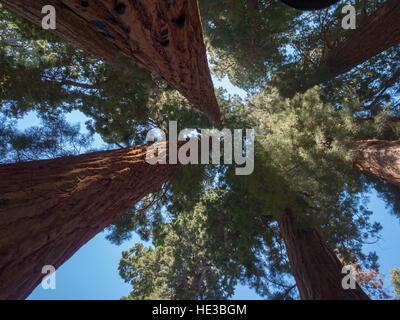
left=289, top=0, right=400, bottom=96
left=278, top=209, right=370, bottom=300
left=1, top=0, right=221, bottom=123
left=0, top=142, right=181, bottom=300
left=323, top=0, right=400, bottom=76
left=353, top=140, right=400, bottom=188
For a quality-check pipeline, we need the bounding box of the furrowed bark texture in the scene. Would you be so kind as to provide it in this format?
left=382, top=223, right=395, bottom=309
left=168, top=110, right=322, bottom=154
left=278, top=209, right=370, bottom=300
left=1, top=0, right=221, bottom=123
left=353, top=140, right=400, bottom=187
left=0, top=143, right=181, bottom=300
left=323, top=0, right=400, bottom=76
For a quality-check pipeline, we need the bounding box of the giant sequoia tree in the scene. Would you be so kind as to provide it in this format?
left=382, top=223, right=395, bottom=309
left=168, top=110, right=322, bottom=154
left=293, top=0, right=400, bottom=94
left=278, top=209, right=370, bottom=300
left=201, top=0, right=400, bottom=102
left=0, top=5, right=214, bottom=146
left=1, top=0, right=221, bottom=122
left=0, top=142, right=183, bottom=300
left=321, top=0, right=400, bottom=77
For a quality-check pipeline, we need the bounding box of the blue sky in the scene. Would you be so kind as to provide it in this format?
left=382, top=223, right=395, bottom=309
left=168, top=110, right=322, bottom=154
left=23, top=77, right=400, bottom=300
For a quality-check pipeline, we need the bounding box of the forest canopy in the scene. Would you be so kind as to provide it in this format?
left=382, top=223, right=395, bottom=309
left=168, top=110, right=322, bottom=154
left=0, top=0, right=399, bottom=300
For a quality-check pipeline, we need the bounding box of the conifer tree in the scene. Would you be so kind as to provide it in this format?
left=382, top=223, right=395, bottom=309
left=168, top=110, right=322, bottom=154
left=1, top=0, right=221, bottom=122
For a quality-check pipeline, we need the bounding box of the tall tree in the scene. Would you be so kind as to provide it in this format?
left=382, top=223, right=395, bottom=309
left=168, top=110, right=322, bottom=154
left=321, top=0, right=400, bottom=77
left=1, top=6, right=208, bottom=147
left=200, top=0, right=399, bottom=105
left=1, top=0, right=221, bottom=122
left=273, top=0, right=400, bottom=98
left=0, top=5, right=161, bottom=146
left=280, top=0, right=400, bottom=95
left=0, top=142, right=181, bottom=300
left=278, top=208, right=370, bottom=300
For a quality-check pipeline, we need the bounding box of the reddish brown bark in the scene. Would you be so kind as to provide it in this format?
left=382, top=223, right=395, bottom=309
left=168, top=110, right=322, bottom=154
left=1, top=0, right=221, bottom=123
left=291, top=0, right=400, bottom=95
left=280, top=140, right=400, bottom=299
left=0, top=142, right=181, bottom=300
left=278, top=209, right=370, bottom=300
left=353, top=140, right=400, bottom=188
left=323, top=0, right=400, bottom=76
